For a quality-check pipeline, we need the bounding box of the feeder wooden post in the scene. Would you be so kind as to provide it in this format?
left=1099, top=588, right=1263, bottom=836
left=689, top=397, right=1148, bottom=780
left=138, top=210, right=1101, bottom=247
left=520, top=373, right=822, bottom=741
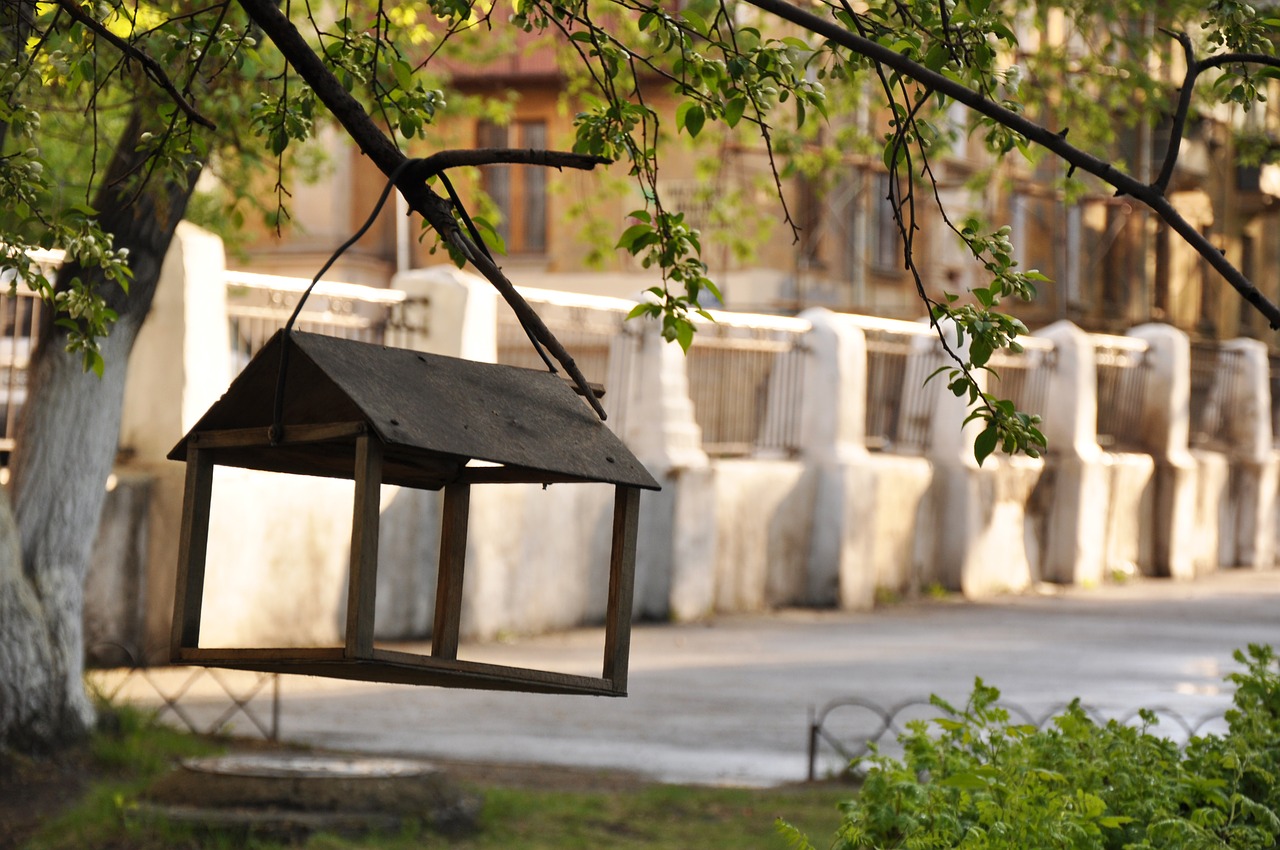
left=432, top=481, right=471, bottom=660
left=171, top=444, right=215, bottom=653
left=345, top=431, right=384, bottom=657
left=603, top=485, right=640, bottom=692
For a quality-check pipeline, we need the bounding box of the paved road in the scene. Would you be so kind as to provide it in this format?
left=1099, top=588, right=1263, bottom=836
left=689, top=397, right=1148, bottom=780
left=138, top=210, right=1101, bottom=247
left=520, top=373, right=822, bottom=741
left=123, top=569, right=1280, bottom=787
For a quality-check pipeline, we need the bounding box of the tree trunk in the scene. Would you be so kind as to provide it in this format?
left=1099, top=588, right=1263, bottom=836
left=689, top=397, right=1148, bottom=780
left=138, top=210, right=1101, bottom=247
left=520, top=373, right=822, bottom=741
left=0, top=105, right=199, bottom=752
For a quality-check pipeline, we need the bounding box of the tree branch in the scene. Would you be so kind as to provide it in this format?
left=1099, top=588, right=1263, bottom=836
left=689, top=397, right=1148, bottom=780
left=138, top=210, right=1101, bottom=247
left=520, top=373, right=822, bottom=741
left=233, top=0, right=609, bottom=418
left=745, top=0, right=1280, bottom=329
left=413, top=148, right=610, bottom=174
left=52, top=0, right=217, bottom=130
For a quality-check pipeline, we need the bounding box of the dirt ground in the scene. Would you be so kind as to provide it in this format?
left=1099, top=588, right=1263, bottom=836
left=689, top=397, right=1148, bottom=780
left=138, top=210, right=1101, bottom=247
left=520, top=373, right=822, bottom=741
left=0, top=739, right=657, bottom=850
left=0, top=744, right=102, bottom=850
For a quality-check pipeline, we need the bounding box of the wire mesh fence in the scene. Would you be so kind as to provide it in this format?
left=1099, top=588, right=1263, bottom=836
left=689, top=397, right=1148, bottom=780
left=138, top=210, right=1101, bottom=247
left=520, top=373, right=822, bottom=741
left=86, top=643, right=280, bottom=741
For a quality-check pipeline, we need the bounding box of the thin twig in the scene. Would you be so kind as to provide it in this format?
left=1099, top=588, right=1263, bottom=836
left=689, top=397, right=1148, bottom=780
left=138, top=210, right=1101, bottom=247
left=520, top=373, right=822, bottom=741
left=745, top=0, right=1280, bottom=328
left=1151, top=30, right=1197, bottom=194
left=52, top=0, right=217, bottom=130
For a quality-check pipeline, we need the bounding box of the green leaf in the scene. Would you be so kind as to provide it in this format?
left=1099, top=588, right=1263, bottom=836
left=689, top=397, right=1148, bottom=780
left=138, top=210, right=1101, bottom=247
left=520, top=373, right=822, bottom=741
left=684, top=105, right=705, bottom=138
left=392, top=59, right=413, bottom=91
left=937, top=772, right=989, bottom=790
left=471, top=215, right=506, bottom=255
left=616, top=223, right=653, bottom=252
left=974, top=425, right=999, bottom=466
left=723, top=97, right=747, bottom=128
left=675, top=319, right=695, bottom=352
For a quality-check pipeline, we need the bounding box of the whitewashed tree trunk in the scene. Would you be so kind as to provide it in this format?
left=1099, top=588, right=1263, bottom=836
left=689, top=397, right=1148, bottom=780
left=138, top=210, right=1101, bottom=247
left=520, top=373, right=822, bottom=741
left=0, top=492, right=63, bottom=747
left=0, top=105, right=197, bottom=751
left=3, top=324, right=145, bottom=748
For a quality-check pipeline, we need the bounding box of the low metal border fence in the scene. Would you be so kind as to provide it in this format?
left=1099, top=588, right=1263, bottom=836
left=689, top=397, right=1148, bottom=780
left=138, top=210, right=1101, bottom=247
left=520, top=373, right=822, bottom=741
left=807, top=695, right=1227, bottom=781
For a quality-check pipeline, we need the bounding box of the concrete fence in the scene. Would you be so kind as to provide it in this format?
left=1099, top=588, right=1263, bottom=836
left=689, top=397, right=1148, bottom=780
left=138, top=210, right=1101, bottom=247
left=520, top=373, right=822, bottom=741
left=79, top=225, right=1278, bottom=660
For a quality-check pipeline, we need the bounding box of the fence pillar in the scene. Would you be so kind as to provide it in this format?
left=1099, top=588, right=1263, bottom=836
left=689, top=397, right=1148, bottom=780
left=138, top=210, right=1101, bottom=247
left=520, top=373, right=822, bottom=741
left=800, top=309, right=871, bottom=608
left=1220, top=338, right=1277, bottom=568
left=390, top=265, right=497, bottom=361
left=119, top=222, right=231, bottom=464
left=919, top=322, right=1041, bottom=596
left=799, top=310, right=931, bottom=607
left=1033, top=321, right=1111, bottom=585
left=619, top=327, right=716, bottom=621
left=1128, top=323, right=1205, bottom=579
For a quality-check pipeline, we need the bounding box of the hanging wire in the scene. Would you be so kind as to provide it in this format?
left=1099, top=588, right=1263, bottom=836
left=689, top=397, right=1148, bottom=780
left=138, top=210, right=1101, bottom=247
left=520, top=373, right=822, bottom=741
left=269, top=157, right=563, bottom=444
left=270, top=157, right=419, bottom=443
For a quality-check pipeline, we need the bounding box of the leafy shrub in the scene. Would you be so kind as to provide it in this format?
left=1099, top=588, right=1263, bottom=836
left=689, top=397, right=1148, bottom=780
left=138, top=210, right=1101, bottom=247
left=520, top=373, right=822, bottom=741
left=782, top=644, right=1280, bottom=850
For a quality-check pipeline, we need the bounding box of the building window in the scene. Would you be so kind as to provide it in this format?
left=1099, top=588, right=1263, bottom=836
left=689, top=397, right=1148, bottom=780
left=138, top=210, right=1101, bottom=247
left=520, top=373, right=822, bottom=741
left=871, top=171, right=903, bottom=271
left=476, top=120, right=548, bottom=255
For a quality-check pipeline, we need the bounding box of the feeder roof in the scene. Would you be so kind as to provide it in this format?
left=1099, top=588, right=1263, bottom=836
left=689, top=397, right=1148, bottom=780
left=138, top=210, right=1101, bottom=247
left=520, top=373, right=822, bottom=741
left=169, top=330, right=660, bottom=491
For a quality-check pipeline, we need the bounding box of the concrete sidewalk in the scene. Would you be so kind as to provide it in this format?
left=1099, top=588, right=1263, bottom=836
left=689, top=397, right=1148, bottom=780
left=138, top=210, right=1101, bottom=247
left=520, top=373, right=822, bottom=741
left=117, top=569, right=1280, bottom=787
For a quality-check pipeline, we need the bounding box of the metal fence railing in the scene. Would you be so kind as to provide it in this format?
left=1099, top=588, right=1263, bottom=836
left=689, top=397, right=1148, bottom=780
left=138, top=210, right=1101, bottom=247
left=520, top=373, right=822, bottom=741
left=0, top=249, right=59, bottom=458
left=495, top=294, right=637, bottom=435
left=1189, top=342, right=1245, bottom=451
left=862, top=325, right=944, bottom=454
left=987, top=338, right=1055, bottom=427
left=860, top=324, right=1053, bottom=456
left=225, top=271, right=424, bottom=375
left=1094, top=335, right=1151, bottom=452
left=1271, top=353, right=1280, bottom=447
left=685, top=319, right=808, bottom=457
left=496, top=302, right=621, bottom=389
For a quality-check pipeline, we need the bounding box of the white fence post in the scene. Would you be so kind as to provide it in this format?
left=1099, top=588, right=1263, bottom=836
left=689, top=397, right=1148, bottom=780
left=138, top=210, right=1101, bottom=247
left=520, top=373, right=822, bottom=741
left=620, top=326, right=717, bottom=621
left=390, top=266, right=496, bottom=361
left=800, top=308, right=871, bottom=607
left=1034, top=321, right=1111, bottom=585
left=1128, top=323, right=1206, bottom=579
left=919, top=321, right=1041, bottom=596
left=119, top=222, right=230, bottom=463
left=1220, top=338, right=1277, bottom=567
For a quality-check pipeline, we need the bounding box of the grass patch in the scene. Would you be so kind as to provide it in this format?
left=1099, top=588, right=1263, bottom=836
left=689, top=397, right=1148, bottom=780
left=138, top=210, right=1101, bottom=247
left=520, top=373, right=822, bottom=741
left=18, top=703, right=224, bottom=850
left=19, top=706, right=850, bottom=850
left=451, top=783, right=846, bottom=850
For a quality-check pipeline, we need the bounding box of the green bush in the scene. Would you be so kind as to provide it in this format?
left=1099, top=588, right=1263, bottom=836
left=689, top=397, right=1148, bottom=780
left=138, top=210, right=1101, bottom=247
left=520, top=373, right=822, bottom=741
left=782, top=644, right=1280, bottom=850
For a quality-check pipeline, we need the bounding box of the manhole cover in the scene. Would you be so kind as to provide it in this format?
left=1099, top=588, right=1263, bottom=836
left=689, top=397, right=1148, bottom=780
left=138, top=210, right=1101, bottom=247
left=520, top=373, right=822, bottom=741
left=181, top=753, right=437, bottom=780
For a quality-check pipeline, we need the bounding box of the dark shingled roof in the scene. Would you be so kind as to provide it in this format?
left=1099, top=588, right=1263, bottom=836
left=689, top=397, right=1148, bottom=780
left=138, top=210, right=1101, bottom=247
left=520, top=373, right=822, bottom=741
left=169, top=330, right=660, bottom=491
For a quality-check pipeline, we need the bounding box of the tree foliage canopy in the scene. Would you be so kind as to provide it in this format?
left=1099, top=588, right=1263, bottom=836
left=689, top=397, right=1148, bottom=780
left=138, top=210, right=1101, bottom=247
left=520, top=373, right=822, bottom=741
left=4, top=0, right=1280, bottom=460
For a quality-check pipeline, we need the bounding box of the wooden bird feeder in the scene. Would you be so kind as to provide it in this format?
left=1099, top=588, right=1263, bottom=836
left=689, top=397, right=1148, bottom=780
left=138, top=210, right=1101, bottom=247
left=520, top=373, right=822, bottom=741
left=168, top=330, right=660, bottom=696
